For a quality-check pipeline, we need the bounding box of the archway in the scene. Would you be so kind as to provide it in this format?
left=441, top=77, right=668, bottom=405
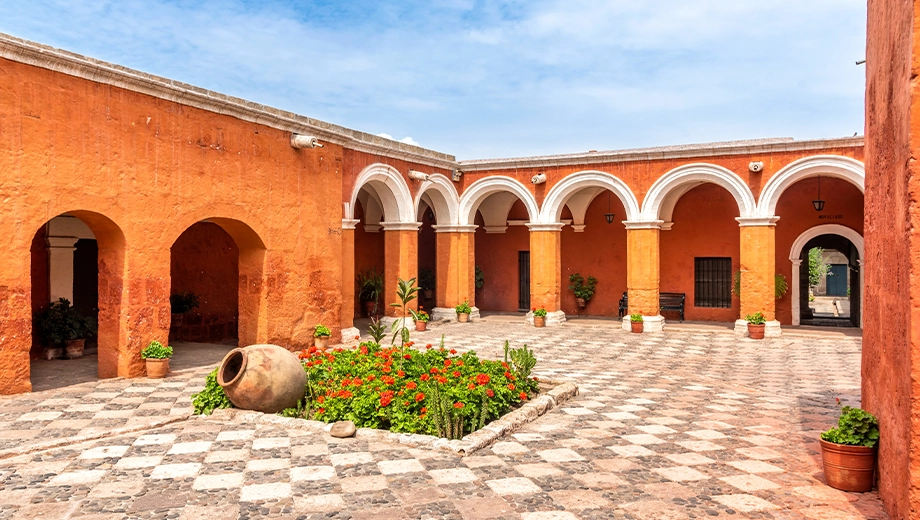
left=789, top=225, right=864, bottom=327
left=414, top=174, right=460, bottom=312
left=29, top=211, right=125, bottom=390
left=641, top=163, right=756, bottom=222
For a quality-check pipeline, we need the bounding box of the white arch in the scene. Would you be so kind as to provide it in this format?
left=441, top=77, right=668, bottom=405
left=346, top=163, right=415, bottom=223
left=758, top=155, right=864, bottom=218
left=458, top=176, right=540, bottom=226
left=789, top=224, right=864, bottom=327
left=640, top=163, right=757, bottom=221
left=414, top=173, right=460, bottom=226
left=539, top=170, right=641, bottom=223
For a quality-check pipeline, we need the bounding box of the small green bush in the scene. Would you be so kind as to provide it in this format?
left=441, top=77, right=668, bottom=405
left=191, top=368, right=234, bottom=415
left=455, top=300, right=472, bottom=314
left=314, top=324, right=332, bottom=337
left=141, top=340, right=173, bottom=359
left=532, top=308, right=547, bottom=317
left=821, top=405, right=879, bottom=448
left=745, top=312, right=766, bottom=325
left=629, top=313, right=643, bottom=323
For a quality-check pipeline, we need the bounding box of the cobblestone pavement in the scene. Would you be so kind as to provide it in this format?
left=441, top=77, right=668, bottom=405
left=0, top=321, right=886, bottom=519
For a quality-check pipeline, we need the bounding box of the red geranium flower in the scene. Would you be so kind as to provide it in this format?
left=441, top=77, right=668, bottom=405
left=420, top=374, right=430, bottom=381
left=519, top=392, right=527, bottom=400
left=444, top=359, right=452, bottom=368
left=453, top=402, right=464, bottom=409
left=406, top=381, right=417, bottom=390
left=425, top=344, right=433, bottom=349
left=430, top=367, right=440, bottom=374
left=396, top=370, right=405, bottom=377
left=415, top=392, right=425, bottom=402
left=366, top=374, right=376, bottom=381
left=404, top=354, right=412, bottom=360
left=476, top=374, right=490, bottom=385
left=507, top=384, right=515, bottom=390
left=437, top=376, right=448, bottom=384
left=467, top=383, right=476, bottom=390
left=452, top=371, right=462, bottom=378
left=486, top=389, right=495, bottom=397
left=455, top=360, right=464, bottom=367
left=450, top=349, right=457, bottom=354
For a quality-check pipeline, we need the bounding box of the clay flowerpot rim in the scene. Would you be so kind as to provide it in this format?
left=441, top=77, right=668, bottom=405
left=819, top=438, right=878, bottom=452
left=218, top=348, right=248, bottom=388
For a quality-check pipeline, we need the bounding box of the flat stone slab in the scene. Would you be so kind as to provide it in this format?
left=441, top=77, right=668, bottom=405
left=329, top=420, right=356, bottom=438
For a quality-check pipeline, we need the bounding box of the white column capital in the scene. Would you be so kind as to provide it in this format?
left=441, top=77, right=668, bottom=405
left=381, top=221, right=422, bottom=231
left=623, top=220, right=664, bottom=230
left=46, top=236, right=80, bottom=249
left=525, top=222, right=565, bottom=232
left=432, top=225, right=478, bottom=233
left=341, top=219, right=360, bottom=230
left=736, top=216, right=780, bottom=227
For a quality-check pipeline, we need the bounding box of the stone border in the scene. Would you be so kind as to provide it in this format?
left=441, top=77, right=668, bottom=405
left=204, top=379, right=578, bottom=456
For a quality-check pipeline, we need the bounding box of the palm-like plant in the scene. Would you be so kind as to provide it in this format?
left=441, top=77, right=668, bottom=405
left=389, top=277, right=419, bottom=346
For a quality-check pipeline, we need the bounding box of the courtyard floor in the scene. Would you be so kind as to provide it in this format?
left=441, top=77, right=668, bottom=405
left=0, top=320, right=886, bottom=519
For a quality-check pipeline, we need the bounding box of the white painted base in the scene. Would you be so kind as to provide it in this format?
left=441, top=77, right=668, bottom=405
left=525, top=310, right=566, bottom=326
left=734, top=319, right=782, bottom=338
left=380, top=317, right=414, bottom=329
left=432, top=307, right=481, bottom=322
left=622, top=315, right=665, bottom=332
left=341, top=327, right=360, bottom=343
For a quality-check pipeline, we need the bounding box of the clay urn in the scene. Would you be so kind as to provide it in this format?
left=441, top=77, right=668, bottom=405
left=217, top=344, right=306, bottom=413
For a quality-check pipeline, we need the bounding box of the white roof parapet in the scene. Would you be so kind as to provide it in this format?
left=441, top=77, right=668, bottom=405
left=457, top=137, right=864, bottom=171
left=0, top=32, right=457, bottom=170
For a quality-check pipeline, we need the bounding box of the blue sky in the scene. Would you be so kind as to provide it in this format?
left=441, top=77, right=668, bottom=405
left=0, top=1, right=867, bottom=159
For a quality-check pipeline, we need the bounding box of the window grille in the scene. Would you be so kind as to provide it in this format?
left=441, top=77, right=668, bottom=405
left=694, top=257, right=732, bottom=308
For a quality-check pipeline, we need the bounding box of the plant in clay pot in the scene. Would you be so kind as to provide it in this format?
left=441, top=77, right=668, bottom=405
left=568, top=273, right=597, bottom=309
left=357, top=269, right=384, bottom=318
left=455, top=300, right=472, bottom=323
left=419, top=268, right=436, bottom=300
left=819, top=401, right=879, bottom=492
left=141, top=340, right=173, bottom=378
left=411, top=307, right=430, bottom=331
left=630, top=313, right=644, bottom=333
left=532, top=307, right=547, bottom=328
left=314, top=324, right=332, bottom=351
left=34, top=298, right=96, bottom=359
left=745, top=312, right=766, bottom=339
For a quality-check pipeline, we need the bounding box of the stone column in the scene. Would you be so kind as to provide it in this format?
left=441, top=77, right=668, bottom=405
left=527, top=223, right=566, bottom=326
left=382, top=222, right=420, bottom=326
left=735, top=217, right=781, bottom=337
left=431, top=225, right=478, bottom=322
left=46, top=236, right=79, bottom=303
left=624, top=221, right=664, bottom=332
left=340, top=219, right=360, bottom=341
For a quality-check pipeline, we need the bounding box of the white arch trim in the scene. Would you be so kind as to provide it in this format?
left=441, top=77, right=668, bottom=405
left=346, top=163, right=415, bottom=223
left=789, top=224, right=864, bottom=327
left=757, top=155, right=865, bottom=218
left=458, top=176, right=540, bottom=226
left=640, top=163, right=757, bottom=221
left=414, top=173, right=460, bottom=226
left=539, top=170, right=640, bottom=223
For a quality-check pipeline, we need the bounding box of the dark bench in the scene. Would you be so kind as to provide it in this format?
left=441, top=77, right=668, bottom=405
left=618, top=291, right=685, bottom=322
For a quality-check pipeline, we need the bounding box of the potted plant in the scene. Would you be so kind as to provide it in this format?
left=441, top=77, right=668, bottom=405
left=568, top=273, right=598, bottom=308
left=745, top=312, right=766, bottom=339
left=141, top=340, right=173, bottom=379
left=169, top=291, right=199, bottom=329
left=419, top=268, right=436, bottom=301
left=630, top=313, right=644, bottom=333
left=532, top=307, right=547, bottom=328
left=455, top=300, right=472, bottom=323
left=475, top=265, right=485, bottom=290
left=357, top=268, right=384, bottom=318
left=314, top=324, right=332, bottom=351
left=411, top=308, right=430, bottom=331
left=819, top=402, right=879, bottom=492
left=34, top=298, right=96, bottom=359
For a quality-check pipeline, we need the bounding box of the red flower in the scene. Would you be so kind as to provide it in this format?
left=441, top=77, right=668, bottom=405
left=420, top=374, right=430, bottom=381
left=383, top=366, right=392, bottom=373
left=316, top=395, right=325, bottom=404
left=406, top=381, right=417, bottom=390
left=366, top=374, right=376, bottom=381
left=476, top=374, right=490, bottom=385
left=532, top=307, right=536, bottom=311
left=360, top=346, right=368, bottom=355
left=437, top=376, right=448, bottom=384
left=430, top=367, right=440, bottom=374
left=452, top=371, right=462, bottom=378
left=453, top=402, right=464, bottom=409
left=507, top=384, right=515, bottom=390
left=355, top=335, right=360, bottom=340
left=455, top=360, right=464, bottom=367
left=396, top=370, right=405, bottom=377
left=380, top=395, right=392, bottom=407
left=404, top=354, right=412, bottom=359
left=415, top=392, right=425, bottom=402
left=444, top=359, right=452, bottom=368
left=504, top=371, right=512, bottom=379
left=425, top=344, right=433, bottom=349
left=467, top=383, right=476, bottom=390
left=450, top=349, right=457, bottom=354
left=486, top=389, right=495, bottom=398
left=316, top=408, right=325, bottom=414
left=382, top=376, right=395, bottom=385
left=519, top=392, right=527, bottom=400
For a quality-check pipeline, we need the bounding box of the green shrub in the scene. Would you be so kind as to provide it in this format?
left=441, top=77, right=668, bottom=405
left=455, top=300, right=472, bottom=314
left=821, top=405, right=879, bottom=448
left=568, top=273, right=598, bottom=301
left=314, top=324, right=332, bottom=337
left=141, top=340, right=173, bottom=359
left=532, top=308, right=547, bottom=317
left=191, top=368, right=233, bottom=415
left=629, top=313, right=643, bottom=323
left=745, top=312, right=766, bottom=325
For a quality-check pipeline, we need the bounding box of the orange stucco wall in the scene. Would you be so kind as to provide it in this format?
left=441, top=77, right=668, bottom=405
left=353, top=201, right=385, bottom=316
left=418, top=211, right=437, bottom=310
left=474, top=201, right=531, bottom=312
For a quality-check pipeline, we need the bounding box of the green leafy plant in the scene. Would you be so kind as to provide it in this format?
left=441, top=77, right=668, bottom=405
left=731, top=272, right=789, bottom=299
left=629, top=313, right=643, bottom=323
left=503, top=341, right=537, bottom=381
left=389, top=277, right=419, bottom=346
left=141, top=340, right=173, bottom=359
left=821, top=402, right=879, bottom=448
left=314, top=324, right=331, bottom=337
left=568, top=273, right=598, bottom=302
left=745, top=312, right=766, bottom=325
left=455, top=300, right=472, bottom=315
left=34, top=298, right=97, bottom=345
left=191, top=368, right=234, bottom=415
left=808, top=247, right=831, bottom=288
left=368, top=318, right=387, bottom=344
left=532, top=307, right=547, bottom=317
left=418, top=268, right=436, bottom=291
left=475, top=265, right=485, bottom=289
left=357, top=268, right=385, bottom=308
left=169, top=292, right=200, bottom=314
left=410, top=308, right=430, bottom=323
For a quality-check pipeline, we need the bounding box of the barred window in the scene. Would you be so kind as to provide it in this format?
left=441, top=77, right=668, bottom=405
left=694, top=257, right=732, bottom=308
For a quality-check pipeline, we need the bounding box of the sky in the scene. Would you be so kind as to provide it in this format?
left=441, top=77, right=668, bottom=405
left=0, top=1, right=867, bottom=160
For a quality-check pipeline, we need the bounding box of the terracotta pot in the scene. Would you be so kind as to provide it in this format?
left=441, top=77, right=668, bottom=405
left=43, top=347, right=63, bottom=360
left=576, top=298, right=586, bottom=308
left=423, top=289, right=433, bottom=300
left=315, top=336, right=330, bottom=351
left=416, top=321, right=427, bottom=331
left=458, top=312, right=470, bottom=323
left=534, top=316, right=546, bottom=328
left=146, top=358, right=170, bottom=379
left=364, top=301, right=377, bottom=318
left=65, top=339, right=85, bottom=358
left=819, top=439, right=877, bottom=492
left=217, top=344, right=306, bottom=414
left=631, top=321, right=643, bottom=333
left=747, top=323, right=765, bottom=339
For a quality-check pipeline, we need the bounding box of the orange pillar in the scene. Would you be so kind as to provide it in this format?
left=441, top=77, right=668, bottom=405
left=625, top=221, right=664, bottom=331
left=528, top=223, right=566, bottom=325
left=383, top=223, right=420, bottom=319
left=736, top=217, right=780, bottom=337
left=340, top=219, right=360, bottom=341
left=0, top=260, right=32, bottom=394
left=432, top=225, right=477, bottom=321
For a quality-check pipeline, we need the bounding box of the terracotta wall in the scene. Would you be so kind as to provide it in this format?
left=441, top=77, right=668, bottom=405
left=170, top=222, right=239, bottom=343
left=660, top=184, right=741, bottom=322
left=862, top=0, right=916, bottom=518
left=417, top=210, right=437, bottom=311
left=353, top=201, right=385, bottom=316
left=474, top=200, right=530, bottom=312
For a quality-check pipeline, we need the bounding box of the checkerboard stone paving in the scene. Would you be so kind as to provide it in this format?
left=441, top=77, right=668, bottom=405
left=0, top=322, right=887, bottom=519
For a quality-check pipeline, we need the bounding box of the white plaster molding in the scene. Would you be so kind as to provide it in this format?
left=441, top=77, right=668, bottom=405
left=659, top=222, right=674, bottom=231
left=414, top=174, right=460, bottom=226
left=380, top=317, right=415, bottom=329
left=341, top=327, right=360, bottom=342
left=458, top=176, right=539, bottom=226
left=484, top=226, right=509, bottom=234
left=622, top=315, right=665, bottom=332
left=525, top=223, right=565, bottom=232
left=381, top=222, right=422, bottom=231
left=364, top=224, right=382, bottom=233
left=431, top=307, right=481, bottom=322
left=756, top=155, right=865, bottom=218
left=341, top=219, right=360, bottom=230
left=347, top=163, right=415, bottom=223
left=623, top=220, right=664, bottom=230
left=431, top=225, right=477, bottom=233
left=507, top=220, right=531, bottom=226
left=736, top=216, right=780, bottom=227
left=525, top=310, right=566, bottom=326
left=734, top=320, right=782, bottom=338
left=571, top=225, right=586, bottom=233
left=539, top=170, right=641, bottom=223
left=47, top=236, right=79, bottom=303
left=641, top=163, right=757, bottom=221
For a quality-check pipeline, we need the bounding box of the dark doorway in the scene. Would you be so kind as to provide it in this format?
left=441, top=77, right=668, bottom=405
left=72, top=239, right=99, bottom=319
left=518, top=251, right=530, bottom=311
left=798, top=234, right=859, bottom=327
